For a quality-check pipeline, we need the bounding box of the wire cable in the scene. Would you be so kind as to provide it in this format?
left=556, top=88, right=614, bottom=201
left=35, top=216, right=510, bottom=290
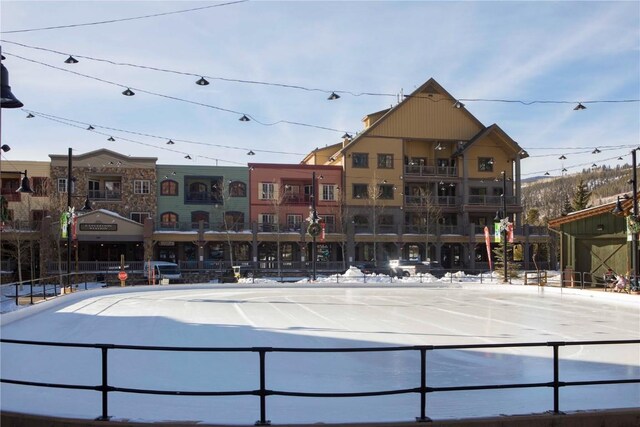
left=5, top=52, right=352, bottom=134
left=5, top=40, right=639, bottom=106
left=0, top=1, right=249, bottom=34
left=22, top=109, right=308, bottom=156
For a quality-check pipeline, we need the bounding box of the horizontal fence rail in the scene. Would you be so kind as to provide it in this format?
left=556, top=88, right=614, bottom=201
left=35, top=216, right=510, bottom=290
left=1, top=338, right=638, bottom=424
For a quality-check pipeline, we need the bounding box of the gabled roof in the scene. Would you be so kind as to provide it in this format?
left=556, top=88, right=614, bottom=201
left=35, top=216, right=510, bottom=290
left=339, top=77, right=486, bottom=155
left=300, top=142, right=343, bottom=165
left=456, top=124, right=528, bottom=159
left=49, top=148, right=157, bottom=162
left=548, top=195, right=638, bottom=228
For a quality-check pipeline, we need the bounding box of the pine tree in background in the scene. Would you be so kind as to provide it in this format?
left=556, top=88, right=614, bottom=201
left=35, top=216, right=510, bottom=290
left=492, top=241, right=520, bottom=280
left=561, top=194, right=573, bottom=216
left=571, top=179, right=592, bottom=211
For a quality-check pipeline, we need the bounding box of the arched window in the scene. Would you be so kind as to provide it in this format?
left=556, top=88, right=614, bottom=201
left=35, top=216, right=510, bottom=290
left=161, top=180, right=178, bottom=196
left=229, top=181, right=247, bottom=197
left=160, top=212, right=178, bottom=229
left=188, top=182, right=208, bottom=202
left=191, top=211, right=210, bottom=228
left=224, top=211, right=245, bottom=230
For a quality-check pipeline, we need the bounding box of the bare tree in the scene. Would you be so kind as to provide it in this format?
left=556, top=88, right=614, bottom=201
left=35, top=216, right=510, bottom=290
left=406, top=187, right=442, bottom=261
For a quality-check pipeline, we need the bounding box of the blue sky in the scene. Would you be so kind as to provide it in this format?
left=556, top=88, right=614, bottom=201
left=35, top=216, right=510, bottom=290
left=1, top=1, right=639, bottom=178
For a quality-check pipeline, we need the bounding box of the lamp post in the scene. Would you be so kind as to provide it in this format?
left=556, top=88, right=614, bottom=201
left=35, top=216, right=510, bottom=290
left=311, top=171, right=318, bottom=281
left=64, top=148, right=92, bottom=293
left=501, top=171, right=508, bottom=283
left=631, top=149, right=638, bottom=290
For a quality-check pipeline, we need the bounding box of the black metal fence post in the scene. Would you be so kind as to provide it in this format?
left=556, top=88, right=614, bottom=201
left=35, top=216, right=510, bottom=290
left=255, top=348, right=271, bottom=426
left=416, top=346, right=432, bottom=422
left=549, top=341, right=565, bottom=415
left=96, top=345, right=112, bottom=421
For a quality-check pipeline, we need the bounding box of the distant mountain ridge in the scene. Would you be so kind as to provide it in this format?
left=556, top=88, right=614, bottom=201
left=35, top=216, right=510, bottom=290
left=521, top=164, right=636, bottom=223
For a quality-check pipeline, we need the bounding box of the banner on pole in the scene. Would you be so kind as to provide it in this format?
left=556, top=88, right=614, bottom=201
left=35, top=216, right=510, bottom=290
left=484, top=226, right=493, bottom=270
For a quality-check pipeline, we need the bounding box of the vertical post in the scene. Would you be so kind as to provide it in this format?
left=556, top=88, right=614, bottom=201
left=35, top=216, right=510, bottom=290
left=96, top=346, right=111, bottom=421
left=67, top=148, right=72, bottom=294
left=416, top=346, right=431, bottom=422
left=255, top=348, right=271, bottom=426
left=632, top=149, right=638, bottom=290
left=312, top=171, right=317, bottom=282
left=549, top=341, right=565, bottom=415
left=502, top=171, right=508, bottom=283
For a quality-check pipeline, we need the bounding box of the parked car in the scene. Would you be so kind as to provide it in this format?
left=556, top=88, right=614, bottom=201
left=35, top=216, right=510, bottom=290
left=351, top=262, right=392, bottom=275
left=389, top=260, right=445, bottom=278
left=143, top=261, right=182, bottom=282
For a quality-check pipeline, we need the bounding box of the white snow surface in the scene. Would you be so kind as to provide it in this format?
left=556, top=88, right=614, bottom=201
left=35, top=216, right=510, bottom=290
left=1, top=277, right=638, bottom=425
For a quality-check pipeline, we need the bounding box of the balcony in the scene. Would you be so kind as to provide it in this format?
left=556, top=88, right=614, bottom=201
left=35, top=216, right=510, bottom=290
left=88, top=189, right=122, bottom=201
left=185, top=191, right=223, bottom=205
left=404, top=195, right=461, bottom=207
left=467, top=195, right=518, bottom=206
left=404, top=164, right=457, bottom=177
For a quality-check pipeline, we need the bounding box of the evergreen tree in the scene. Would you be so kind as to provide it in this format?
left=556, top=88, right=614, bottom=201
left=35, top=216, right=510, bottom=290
left=561, top=194, right=573, bottom=216
left=571, top=179, right=591, bottom=211
left=492, top=241, right=520, bottom=280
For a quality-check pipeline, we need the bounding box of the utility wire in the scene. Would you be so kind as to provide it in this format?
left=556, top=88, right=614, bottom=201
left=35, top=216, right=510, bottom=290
left=0, top=1, right=249, bottom=34
left=28, top=112, right=245, bottom=166
left=5, top=52, right=352, bottom=134
left=23, top=109, right=307, bottom=156
left=5, top=40, right=640, bottom=106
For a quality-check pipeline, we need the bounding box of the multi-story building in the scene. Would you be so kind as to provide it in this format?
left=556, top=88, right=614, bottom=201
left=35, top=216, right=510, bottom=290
left=248, top=163, right=343, bottom=267
left=154, top=164, right=249, bottom=267
left=0, top=78, right=550, bottom=279
left=302, top=78, right=545, bottom=270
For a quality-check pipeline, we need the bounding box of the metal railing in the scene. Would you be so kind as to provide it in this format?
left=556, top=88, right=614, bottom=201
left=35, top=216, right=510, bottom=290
left=404, top=164, right=458, bottom=177
left=467, top=195, right=518, bottom=205
left=1, top=338, right=637, bottom=424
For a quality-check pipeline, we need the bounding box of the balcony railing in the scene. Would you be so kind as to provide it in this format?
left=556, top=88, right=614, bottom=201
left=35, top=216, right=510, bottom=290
left=467, top=195, right=518, bottom=205
left=88, top=189, right=122, bottom=201
left=404, top=195, right=460, bottom=206
left=404, top=164, right=457, bottom=177
left=185, top=192, right=223, bottom=204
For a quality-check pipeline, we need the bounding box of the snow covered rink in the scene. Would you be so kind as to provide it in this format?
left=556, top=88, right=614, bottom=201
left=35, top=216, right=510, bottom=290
left=1, top=283, right=639, bottom=424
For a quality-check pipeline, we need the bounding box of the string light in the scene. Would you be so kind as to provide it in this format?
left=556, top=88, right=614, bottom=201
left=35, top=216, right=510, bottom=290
left=21, top=108, right=308, bottom=157
left=64, top=55, right=78, bottom=64
left=4, top=41, right=639, bottom=108
left=121, top=88, right=135, bottom=96
left=6, top=52, right=353, bottom=134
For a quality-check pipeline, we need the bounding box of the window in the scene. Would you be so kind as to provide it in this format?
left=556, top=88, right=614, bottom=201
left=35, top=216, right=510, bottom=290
left=478, top=157, right=494, bottom=172
left=161, top=180, right=178, bottom=196
left=229, top=181, right=247, bottom=197
left=352, top=184, right=368, bottom=199
left=322, top=214, right=335, bottom=231
left=130, top=212, right=150, bottom=224
left=352, top=153, right=368, bottom=168
left=353, top=215, right=368, bottom=225
left=105, top=181, right=121, bottom=199
left=259, top=182, right=276, bottom=200
left=286, top=214, right=303, bottom=230
left=379, top=184, right=394, bottom=200
left=321, top=184, right=336, bottom=201
left=32, top=177, right=49, bottom=197
left=379, top=215, right=394, bottom=225
left=160, top=212, right=178, bottom=227
left=224, top=211, right=245, bottom=230
left=260, top=213, right=276, bottom=224
left=57, top=178, right=75, bottom=193
left=31, top=209, right=48, bottom=224
left=134, top=180, right=151, bottom=194
left=377, top=154, right=393, bottom=169
left=191, top=211, right=210, bottom=227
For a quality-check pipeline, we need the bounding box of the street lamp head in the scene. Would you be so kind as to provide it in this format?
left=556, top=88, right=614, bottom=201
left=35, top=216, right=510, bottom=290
left=611, top=196, right=625, bottom=216
left=0, top=62, right=23, bottom=108
left=1, top=144, right=10, bottom=153
left=16, top=170, right=33, bottom=193
left=80, top=196, right=92, bottom=212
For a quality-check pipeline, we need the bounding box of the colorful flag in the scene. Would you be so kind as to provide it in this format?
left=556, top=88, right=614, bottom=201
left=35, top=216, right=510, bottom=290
left=484, top=226, right=493, bottom=270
